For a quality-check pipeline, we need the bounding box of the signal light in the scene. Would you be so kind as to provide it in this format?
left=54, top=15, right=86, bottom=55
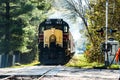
left=96, top=28, right=104, bottom=36
left=109, top=29, right=117, bottom=35
left=101, top=42, right=112, bottom=52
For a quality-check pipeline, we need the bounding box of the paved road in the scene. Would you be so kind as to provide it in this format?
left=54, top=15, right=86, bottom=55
left=0, top=66, right=119, bottom=80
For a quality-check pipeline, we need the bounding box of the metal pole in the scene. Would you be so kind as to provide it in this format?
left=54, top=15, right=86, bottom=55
left=105, top=0, right=109, bottom=67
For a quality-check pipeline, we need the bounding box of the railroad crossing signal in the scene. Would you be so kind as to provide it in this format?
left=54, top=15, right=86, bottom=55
left=101, top=42, right=112, bottom=52
left=96, top=28, right=117, bottom=36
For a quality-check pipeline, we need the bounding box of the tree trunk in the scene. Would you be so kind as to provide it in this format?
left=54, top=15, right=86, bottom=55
left=5, top=2, right=10, bottom=53
left=5, top=1, right=10, bottom=67
left=78, top=13, right=94, bottom=45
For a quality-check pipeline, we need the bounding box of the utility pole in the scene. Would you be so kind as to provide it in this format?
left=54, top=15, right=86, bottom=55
left=105, top=0, right=109, bottom=67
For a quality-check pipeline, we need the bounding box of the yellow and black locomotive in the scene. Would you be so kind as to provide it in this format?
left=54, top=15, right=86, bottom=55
left=38, top=19, right=74, bottom=65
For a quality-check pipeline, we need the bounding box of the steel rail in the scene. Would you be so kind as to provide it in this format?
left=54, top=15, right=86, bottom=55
left=0, top=75, right=15, bottom=80
left=0, top=66, right=60, bottom=80
left=37, top=65, right=59, bottom=80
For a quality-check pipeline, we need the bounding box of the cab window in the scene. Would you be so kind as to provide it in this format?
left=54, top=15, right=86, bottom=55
left=64, top=26, right=68, bottom=32
left=41, top=27, right=44, bottom=32
left=39, top=27, right=44, bottom=33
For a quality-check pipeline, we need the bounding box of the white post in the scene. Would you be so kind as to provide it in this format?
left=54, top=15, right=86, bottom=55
left=0, top=55, right=1, bottom=67
left=105, top=0, right=109, bottom=67
left=12, top=55, right=15, bottom=66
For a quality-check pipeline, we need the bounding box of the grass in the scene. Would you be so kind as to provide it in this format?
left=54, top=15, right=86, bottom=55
left=66, top=54, right=120, bottom=69
left=11, top=54, right=120, bottom=69
left=66, top=54, right=99, bottom=68
left=108, top=64, right=120, bottom=69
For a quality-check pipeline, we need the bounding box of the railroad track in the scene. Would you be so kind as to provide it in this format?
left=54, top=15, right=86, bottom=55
left=0, top=65, right=119, bottom=80
left=37, top=65, right=59, bottom=80
left=0, top=65, right=60, bottom=80
left=0, top=75, right=14, bottom=80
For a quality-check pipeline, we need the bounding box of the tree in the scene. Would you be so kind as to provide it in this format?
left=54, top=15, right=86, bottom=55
left=19, top=0, right=51, bottom=63
left=0, top=0, right=35, bottom=54
left=0, top=0, right=51, bottom=65
left=86, top=0, right=120, bottom=62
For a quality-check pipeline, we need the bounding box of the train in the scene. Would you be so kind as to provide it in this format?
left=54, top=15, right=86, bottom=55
left=38, top=19, right=75, bottom=65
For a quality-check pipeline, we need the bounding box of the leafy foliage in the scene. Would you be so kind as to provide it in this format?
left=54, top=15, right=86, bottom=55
left=85, top=0, right=120, bottom=62
left=0, top=0, right=51, bottom=63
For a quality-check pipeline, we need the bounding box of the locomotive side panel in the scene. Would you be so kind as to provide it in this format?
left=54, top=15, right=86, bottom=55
left=69, top=32, right=75, bottom=53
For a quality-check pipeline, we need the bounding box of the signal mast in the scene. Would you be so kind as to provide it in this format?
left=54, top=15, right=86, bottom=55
left=104, top=0, right=109, bottom=67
